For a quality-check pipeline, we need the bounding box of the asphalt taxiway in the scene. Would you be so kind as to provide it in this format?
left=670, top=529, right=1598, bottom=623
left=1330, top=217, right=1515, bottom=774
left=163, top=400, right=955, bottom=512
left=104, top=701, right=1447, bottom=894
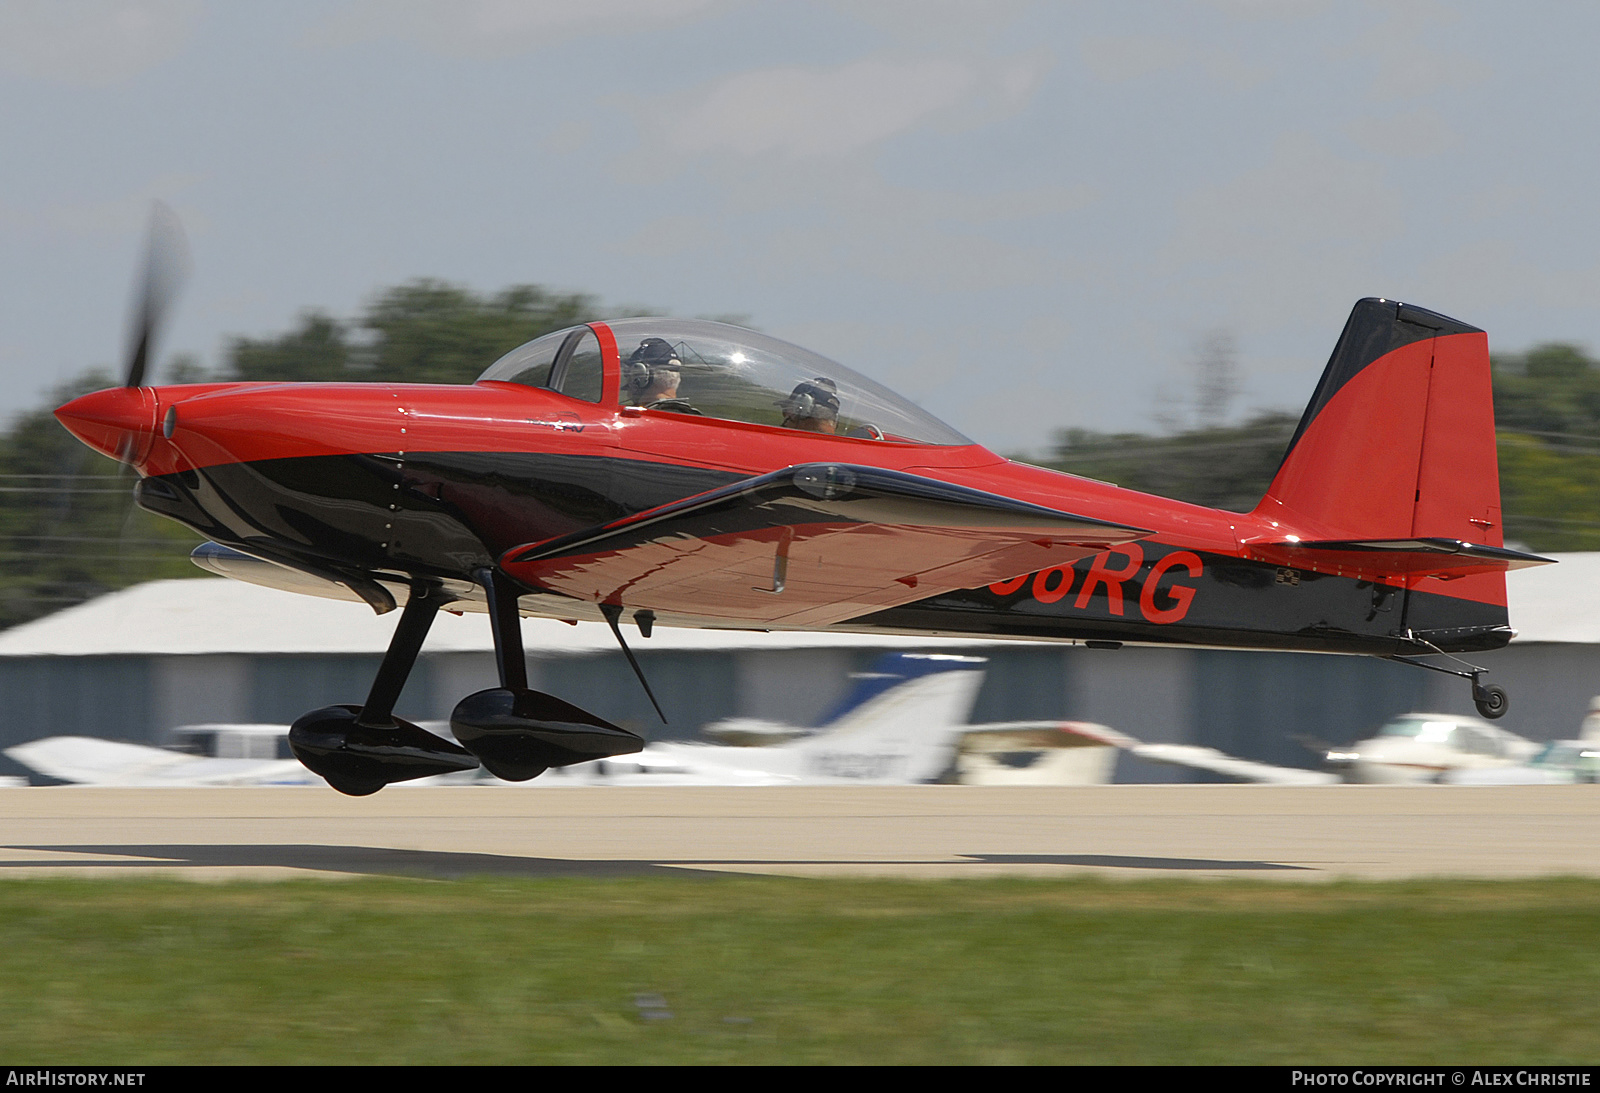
left=0, top=784, right=1595, bottom=881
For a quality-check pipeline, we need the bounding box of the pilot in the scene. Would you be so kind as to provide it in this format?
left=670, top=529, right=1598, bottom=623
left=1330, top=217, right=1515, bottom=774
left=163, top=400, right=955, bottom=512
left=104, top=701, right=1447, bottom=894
left=778, top=377, right=841, bottom=434
left=623, top=337, right=686, bottom=408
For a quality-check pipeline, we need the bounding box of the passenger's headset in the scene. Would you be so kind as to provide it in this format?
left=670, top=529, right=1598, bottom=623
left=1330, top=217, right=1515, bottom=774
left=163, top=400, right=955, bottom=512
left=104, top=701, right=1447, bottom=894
left=624, top=338, right=681, bottom=393
left=783, top=380, right=840, bottom=420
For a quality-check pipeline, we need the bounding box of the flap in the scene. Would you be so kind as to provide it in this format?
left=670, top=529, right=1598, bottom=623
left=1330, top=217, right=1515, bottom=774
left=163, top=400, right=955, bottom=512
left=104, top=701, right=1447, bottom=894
left=502, top=463, right=1148, bottom=627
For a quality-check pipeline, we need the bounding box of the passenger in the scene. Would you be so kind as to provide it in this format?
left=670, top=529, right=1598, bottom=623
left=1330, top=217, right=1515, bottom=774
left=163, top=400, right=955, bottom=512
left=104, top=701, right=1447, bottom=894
left=623, top=337, right=685, bottom=407
left=779, top=377, right=841, bottom=434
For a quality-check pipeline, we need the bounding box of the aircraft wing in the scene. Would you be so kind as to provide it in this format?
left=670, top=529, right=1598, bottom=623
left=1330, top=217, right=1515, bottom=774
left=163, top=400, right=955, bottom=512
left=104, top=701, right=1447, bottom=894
left=5, top=736, right=320, bottom=787
left=960, top=720, right=1141, bottom=749
left=958, top=724, right=1340, bottom=784
left=1130, top=743, right=1341, bottom=785
left=502, top=463, right=1148, bottom=627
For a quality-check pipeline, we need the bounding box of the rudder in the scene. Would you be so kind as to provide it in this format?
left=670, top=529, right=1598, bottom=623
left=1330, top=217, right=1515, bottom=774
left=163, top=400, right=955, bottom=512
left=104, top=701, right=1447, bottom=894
left=1255, top=298, right=1500, bottom=545
left=1251, top=298, right=1525, bottom=648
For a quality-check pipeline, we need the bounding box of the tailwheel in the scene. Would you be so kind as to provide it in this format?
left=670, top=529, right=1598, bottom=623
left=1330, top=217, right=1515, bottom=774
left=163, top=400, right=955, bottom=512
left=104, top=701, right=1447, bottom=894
left=1390, top=646, right=1510, bottom=722
left=451, top=687, right=644, bottom=781
left=289, top=704, right=480, bottom=795
left=1473, top=683, right=1510, bottom=720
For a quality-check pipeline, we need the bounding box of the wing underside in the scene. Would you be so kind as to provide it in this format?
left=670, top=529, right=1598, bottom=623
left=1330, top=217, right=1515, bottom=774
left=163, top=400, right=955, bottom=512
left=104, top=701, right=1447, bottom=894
left=501, top=463, right=1149, bottom=627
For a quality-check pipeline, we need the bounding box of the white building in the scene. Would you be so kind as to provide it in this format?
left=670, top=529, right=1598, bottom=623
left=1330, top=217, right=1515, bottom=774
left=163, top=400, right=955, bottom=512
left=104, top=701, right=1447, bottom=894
left=0, top=557, right=1593, bottom=781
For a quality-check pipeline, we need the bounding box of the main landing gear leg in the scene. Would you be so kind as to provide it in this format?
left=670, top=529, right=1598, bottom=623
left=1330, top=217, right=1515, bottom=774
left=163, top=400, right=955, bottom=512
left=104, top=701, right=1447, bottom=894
left=288, top=580, right=480, bottom=796
left=1389, top=650, right=1510, bottom=720
left=449, top=567, right=644, bottom=781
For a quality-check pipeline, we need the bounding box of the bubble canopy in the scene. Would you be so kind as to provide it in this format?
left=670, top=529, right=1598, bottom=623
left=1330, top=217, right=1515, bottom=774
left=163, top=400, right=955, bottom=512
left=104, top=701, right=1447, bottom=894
left=478, top=318, right=972, bottom=447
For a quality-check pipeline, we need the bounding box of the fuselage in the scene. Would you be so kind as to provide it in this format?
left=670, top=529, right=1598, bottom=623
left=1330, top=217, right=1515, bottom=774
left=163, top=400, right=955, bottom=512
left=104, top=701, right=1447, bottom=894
left=54, top=318, right=1510, bottom=657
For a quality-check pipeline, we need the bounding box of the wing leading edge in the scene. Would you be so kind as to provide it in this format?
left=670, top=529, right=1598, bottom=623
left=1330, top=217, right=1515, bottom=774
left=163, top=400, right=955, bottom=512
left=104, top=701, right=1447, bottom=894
left=502, top=463, right=1149, bottom=627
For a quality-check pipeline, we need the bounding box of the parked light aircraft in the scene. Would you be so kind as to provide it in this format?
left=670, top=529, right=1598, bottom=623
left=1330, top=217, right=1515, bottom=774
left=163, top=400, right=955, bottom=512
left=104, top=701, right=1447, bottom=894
left=547, top=652, right=989, bottom=785
left=1127, top=743, right=1340, bottom=785
left=700, top=650, right=993, bottom=746
left=5, top=653, right=1151, bottom=788
left=1324, top=713, right=1539, bottom=784
left=1442, top=739, right=1600, bottom=784
left=54, top=209, right=1551, bottom=794
left=5, top=734, right=318, bottom=787
left=4, top=654, right=996, bottom=788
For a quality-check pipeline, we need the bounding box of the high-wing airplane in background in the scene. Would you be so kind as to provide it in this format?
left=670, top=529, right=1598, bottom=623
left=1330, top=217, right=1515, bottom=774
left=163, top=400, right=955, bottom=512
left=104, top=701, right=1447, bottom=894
left=54, top=210, right=1552, bottom=795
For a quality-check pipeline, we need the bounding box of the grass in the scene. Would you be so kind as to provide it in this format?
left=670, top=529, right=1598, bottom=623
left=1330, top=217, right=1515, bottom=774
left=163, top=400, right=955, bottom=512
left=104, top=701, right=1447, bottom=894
left=0, top=874, right=1595, bottom=1064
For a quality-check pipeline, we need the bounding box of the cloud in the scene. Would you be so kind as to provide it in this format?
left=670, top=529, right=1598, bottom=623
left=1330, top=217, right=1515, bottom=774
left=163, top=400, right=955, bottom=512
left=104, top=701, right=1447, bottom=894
left=620, top=213, right=726, bottom=257
left=1344, top=106, right=1459, bottom=159
left=1161, top=134, right=1404, bottom=319
left=307, top=0, right=726, bottom=58
left=1079, top=35, right=1188, bottom=83
left=1077, top=34, right=1272, bottom=91
left=1203, top=0, right=1333, bottom=19
left=641, top=53, right=1049, bottom=160
left=1351, top=0, right=1491, bottom=102
left=0, top=175, right=203, bottom=238
left=612, top=161, right=1095, bottom=299
left=1415, top=238, right=1600, bottom=316
left=1169, top=135, right=1402, bottom=259
left=0, top=0, right=202, bottom=86
left=823, top=0, right=1033, bottom=47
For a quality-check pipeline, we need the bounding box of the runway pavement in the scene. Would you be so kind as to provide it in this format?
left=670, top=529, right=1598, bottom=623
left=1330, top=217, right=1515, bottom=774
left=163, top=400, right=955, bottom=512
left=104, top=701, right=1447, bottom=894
left=0, top=784, right=1597, bottom=881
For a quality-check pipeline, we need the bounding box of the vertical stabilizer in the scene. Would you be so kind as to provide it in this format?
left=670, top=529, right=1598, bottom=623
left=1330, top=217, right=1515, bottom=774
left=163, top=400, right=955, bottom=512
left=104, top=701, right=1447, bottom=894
left=1255, top=298, right=1499, bottom=544
left=793, top=654, right=986, bottom=783
left=813, top=651, right=984, bottom=726
left=1253, top=298, right=1509, bottom=626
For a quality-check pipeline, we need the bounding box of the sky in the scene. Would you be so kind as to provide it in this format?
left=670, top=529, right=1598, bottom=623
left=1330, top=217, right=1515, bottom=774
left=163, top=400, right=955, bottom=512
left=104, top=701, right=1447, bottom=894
left=4, top=0, right=1600, bottom=455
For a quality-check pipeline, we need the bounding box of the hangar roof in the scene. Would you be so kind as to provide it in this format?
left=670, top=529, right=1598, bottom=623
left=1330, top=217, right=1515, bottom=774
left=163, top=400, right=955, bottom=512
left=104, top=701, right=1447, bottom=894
left=0, top=578, right=991, bottom=658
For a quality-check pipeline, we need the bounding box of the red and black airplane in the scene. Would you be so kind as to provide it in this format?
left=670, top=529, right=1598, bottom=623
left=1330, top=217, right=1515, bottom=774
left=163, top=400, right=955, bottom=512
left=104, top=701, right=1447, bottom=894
left=54, top=227, right=1550, bottom=794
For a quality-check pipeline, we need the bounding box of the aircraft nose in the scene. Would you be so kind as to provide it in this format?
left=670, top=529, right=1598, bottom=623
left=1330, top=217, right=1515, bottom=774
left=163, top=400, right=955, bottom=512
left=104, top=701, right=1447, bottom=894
left=55, top=386, right=160, bottom=467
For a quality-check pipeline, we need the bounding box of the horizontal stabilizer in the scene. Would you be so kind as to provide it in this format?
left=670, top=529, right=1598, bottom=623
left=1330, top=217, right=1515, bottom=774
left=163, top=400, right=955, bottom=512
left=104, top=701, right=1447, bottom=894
left=1245, top=538, right=1553, bottom=580
left=502, top=463, right=1148, bottom=627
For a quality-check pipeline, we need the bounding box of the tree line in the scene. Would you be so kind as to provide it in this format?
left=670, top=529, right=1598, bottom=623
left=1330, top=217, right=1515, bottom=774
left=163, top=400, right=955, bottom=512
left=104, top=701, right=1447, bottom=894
left=1039, top=341, right=1600, bottom=553
left=1, top=280, right=1596, bottom=630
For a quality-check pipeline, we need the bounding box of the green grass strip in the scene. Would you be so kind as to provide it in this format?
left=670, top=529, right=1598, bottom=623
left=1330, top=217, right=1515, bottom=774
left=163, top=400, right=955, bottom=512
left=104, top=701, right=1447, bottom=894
left=0, top=874, right=1595, bottom=1065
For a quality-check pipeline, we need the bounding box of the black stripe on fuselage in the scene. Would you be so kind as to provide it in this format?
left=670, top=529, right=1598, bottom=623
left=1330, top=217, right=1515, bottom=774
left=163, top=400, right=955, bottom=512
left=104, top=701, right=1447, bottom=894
left=137, top=452, right=1511, bottom=654
left=138, top=451, right=744, bottom=582
left=852, top=543, right=1511, bottom=655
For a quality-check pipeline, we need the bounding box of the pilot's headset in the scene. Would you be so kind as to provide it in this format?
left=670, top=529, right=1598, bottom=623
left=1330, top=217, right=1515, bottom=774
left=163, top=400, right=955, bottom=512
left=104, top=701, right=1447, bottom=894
left=780, top=377, right=841, bottom=421
left=623, top=338, right=682, bottom=394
